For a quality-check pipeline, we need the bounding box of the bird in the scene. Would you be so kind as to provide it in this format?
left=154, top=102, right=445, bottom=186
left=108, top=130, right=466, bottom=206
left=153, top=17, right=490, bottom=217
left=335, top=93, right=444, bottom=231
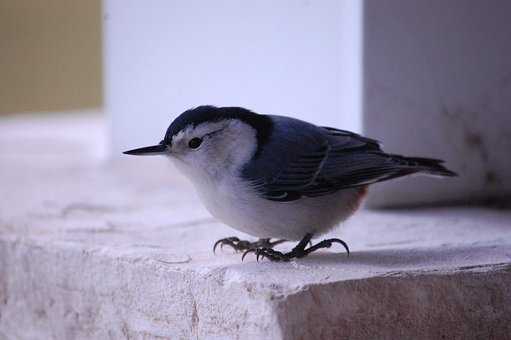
left=124, top=105, right=457, bottom=262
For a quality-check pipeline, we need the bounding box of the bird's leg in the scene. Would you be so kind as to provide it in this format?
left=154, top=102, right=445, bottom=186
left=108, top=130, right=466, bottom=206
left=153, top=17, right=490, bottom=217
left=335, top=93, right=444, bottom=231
left=213, top=237, right=287, bottom=253
left=242, top=233, right=350, bottom=262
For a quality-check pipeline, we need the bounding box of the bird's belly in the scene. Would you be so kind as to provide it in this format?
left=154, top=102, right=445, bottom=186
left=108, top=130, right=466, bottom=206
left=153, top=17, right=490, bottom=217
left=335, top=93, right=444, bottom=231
left=195, top=178, right=366, bottom=240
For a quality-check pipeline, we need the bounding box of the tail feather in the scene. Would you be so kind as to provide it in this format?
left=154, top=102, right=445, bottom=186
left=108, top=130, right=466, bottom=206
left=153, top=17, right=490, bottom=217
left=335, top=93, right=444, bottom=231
left=389, top=154, right=458, bottom=177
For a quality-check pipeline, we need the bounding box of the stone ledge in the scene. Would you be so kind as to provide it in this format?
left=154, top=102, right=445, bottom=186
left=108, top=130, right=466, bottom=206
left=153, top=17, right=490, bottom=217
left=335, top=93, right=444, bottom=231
left=1, top=113, right=511, bottom=339
left=1, top=235, right=510, bottom=340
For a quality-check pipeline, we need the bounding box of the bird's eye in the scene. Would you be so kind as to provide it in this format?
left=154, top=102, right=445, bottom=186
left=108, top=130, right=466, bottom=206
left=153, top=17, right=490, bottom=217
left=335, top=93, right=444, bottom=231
left=188, top=137, right=202, bottom=149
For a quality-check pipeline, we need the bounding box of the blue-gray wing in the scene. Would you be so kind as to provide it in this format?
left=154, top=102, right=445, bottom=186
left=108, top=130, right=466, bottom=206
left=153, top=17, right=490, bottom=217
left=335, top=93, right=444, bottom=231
left=241, top=115, right=434, bottom=202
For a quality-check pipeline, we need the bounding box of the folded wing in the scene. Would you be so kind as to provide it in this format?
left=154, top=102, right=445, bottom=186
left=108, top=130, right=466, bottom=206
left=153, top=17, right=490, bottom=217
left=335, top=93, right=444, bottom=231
left=242, top=116, right=454, bottom=202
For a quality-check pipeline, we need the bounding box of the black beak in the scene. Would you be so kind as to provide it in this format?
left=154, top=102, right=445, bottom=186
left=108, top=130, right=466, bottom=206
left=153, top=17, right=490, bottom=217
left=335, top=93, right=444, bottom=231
left=123, top=143, right=168, bottom=156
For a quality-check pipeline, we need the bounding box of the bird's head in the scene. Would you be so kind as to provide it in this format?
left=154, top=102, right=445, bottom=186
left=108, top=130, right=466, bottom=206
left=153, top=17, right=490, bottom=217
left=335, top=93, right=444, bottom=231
left=124, top=106, right=272, bottom=179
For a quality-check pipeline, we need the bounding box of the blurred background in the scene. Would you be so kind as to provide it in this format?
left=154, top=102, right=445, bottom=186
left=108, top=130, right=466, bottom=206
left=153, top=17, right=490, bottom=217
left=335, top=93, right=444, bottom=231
left=1, top=0, right=510, bottom=208
left=0, top=0, right=102, bottom=114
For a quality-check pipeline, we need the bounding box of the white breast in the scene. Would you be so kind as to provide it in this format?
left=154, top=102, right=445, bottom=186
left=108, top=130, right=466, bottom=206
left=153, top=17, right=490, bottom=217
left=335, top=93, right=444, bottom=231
left=190, top=173, right=364, bottom=240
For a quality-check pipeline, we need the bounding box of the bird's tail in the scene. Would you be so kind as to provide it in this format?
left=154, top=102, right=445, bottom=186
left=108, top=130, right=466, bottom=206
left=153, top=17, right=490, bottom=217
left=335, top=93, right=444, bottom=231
left=388, top=154, right=458, bottom=178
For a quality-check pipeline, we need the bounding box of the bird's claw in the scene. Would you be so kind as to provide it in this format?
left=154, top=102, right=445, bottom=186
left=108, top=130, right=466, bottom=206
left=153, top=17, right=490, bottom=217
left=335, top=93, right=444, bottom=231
left=214, top=237, right=288, bottom=255
left=241, top=247, right=288, bottom=262
left=213, top=237, right=241, bottom=253
left=241, top=237, right=350, bottom=262
left=241, top=248, right=255, bottom=262
left=242, top=248, right=291, bottom=262
left=306, top=238, right=350, bottom=257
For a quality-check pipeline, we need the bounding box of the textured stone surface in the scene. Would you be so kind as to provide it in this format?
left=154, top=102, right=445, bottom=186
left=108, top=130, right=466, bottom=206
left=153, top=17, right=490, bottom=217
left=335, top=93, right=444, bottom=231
left=1, top=113, right=511, bottom=339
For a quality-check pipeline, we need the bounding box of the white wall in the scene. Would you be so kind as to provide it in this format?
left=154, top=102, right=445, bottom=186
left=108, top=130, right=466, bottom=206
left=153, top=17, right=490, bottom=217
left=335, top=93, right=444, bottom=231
left=104, top=0, right=362, bottom=154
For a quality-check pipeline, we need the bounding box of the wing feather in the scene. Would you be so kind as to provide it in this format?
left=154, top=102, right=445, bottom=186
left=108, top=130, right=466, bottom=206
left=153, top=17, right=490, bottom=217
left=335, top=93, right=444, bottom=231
left=242, top=116, right=410, bottom=202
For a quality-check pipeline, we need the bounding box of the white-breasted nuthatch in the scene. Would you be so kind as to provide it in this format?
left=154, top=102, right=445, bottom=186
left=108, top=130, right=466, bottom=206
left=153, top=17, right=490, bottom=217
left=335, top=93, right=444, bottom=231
left=124, top=106, right=457, bottom=261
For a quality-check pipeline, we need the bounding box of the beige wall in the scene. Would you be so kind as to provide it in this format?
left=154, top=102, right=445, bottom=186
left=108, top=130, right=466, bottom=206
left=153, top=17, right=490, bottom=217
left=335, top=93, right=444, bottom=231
left=0, top=0, right=102, bottom=114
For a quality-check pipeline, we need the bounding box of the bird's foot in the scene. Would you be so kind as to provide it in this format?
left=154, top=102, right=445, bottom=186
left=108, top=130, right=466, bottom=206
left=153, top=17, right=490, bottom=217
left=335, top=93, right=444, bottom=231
left=213, top=237, right=287, bottom=253
left=242, top=237, right=350, bottom=262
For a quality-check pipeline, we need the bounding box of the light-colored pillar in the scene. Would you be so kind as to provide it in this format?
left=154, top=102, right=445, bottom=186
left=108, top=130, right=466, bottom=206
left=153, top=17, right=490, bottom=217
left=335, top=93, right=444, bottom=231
left=363, top=0, right=511, bottom=207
